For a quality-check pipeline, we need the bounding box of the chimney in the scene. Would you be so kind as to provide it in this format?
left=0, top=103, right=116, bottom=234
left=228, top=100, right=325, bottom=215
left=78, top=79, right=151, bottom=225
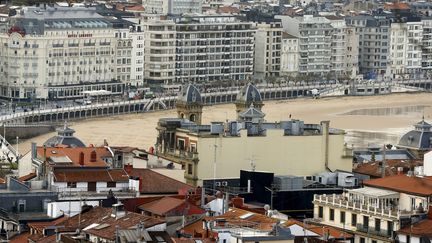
left=79, top=152, right=84, bottom=166
left=111, top=203, right=126, bottom=219
left=397, top=167, right=403, bottom=175
left=428, top=205, right=432, bottom=219
left=90, top=150, right=97, bottom=162
left=124, top=164, right=133, bottom=174
left=232, top=196, right=244, bottom=208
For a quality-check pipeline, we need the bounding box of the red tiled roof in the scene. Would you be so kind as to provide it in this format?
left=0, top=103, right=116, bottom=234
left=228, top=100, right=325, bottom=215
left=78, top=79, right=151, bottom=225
left=18, top=172, right=37, bottom=182
left=353, top=160, right=422, bottom=178
left=139, top=197, right=185, bottom=215
left=398, top=219, right=432, bottom=237
left=129, top=169, right=193, bottom=194
left=206, top=208, right=278, bottom=231
left=37, top=146, right=111, bottom=168
left=284, top=219, right=353, bottom=239
left=53, top=169, right=129, bottom=182
left=139, top=196, right=205, bottom=216
left=9, top=232, right=30, bottom=243
left=216, top=6, right=240, bottom=14
left=57, top=206, right=165, bottom=241
left=28, top=216, right=68, bottom=233
left=384, top=2, right=410, bottom=10
left=126, top=5, right=145, bottom=11
left=363, top=174, right=432, bottom=196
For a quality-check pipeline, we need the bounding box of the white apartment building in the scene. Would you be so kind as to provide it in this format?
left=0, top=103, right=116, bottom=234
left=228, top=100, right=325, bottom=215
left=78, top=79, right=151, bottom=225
left=114, top=24, right=144, bottom=87
left=0, top=6, right=130, bottom=100
left=278, top=15, right=358, bottom=77
left=144, top=0, right=202, bottom=15
left=141, top=14, right=176, bottom=85
left=253, top=22, right=282, bottom=79
left=421, top=18, right=432, bottom=73
left=280, top=33, right=299, bottom=76
left=313, top=172, right=432, bottom=243
left=173, top=15, right=254, bottom=83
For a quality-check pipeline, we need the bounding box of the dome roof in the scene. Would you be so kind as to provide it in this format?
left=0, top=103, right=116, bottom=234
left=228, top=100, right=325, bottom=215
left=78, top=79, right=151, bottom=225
left=237, top=83, right=262, bottom=103
left=178, top=84, right=202, bottom=103
left=44, top=123, right=85, bottom=148
left=398, top=119, right=432, bottom=150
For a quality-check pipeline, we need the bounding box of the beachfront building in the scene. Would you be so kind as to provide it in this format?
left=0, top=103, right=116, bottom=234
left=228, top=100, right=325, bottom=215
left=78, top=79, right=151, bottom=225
left=313, top=173, right=432, bottom=243
left=141, top=14, right=176, bottom=86
left=280, top=32, right=300, bottom=77
left=173, top=14, right=255, bottom=83
left=253, top=22, right=283, bottom=79
left=154, top=83, right=352, bottom=185
left=0, top=6, right=132, bottom=100
left=277, top=15, right=358, bottom=78
left=144, top=0, right=202, bottom=15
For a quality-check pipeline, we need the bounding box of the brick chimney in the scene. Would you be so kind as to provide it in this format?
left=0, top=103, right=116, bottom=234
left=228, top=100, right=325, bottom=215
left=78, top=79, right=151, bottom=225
left=79, top=152, right=84, bottom=166
left=124, top=164, right=133, bottom=174
left=232, top=196, right=244, bottom=208
left=428, top=205, right=432, bottom=219
left=90, top=150, right=97, bottom=162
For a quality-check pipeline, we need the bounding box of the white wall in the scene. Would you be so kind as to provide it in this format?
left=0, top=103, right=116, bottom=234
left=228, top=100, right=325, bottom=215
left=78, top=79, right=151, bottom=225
left=47, top=200, right=99, bottom=218
left=424, top=151, right=432, bottom=176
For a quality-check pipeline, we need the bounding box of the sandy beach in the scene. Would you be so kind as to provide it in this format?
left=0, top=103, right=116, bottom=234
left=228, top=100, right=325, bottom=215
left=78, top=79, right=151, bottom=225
left=15, top=92, right=432, bottom=154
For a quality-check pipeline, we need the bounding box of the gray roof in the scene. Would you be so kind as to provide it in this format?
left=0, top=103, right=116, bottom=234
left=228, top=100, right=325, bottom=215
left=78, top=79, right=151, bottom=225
left=237, top=83, right=262, bottom=103
left=178, top=84, right=202, bottom=104
left=44, top=124, right=85, bottom=148
left=398, top=120, right=432, bottom=150
left=239, top=105, right=265, bottom=119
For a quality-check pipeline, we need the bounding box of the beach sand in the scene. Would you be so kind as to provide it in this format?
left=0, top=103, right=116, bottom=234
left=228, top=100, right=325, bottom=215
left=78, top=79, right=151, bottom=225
left=15, top=92, right=432, bottom=154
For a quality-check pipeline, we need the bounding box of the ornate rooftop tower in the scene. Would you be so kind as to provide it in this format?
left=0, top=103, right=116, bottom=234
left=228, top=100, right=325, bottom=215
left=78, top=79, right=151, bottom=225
left=176, top=84, right=203, bottom=125
left=235, top=83, right=264, bottom=118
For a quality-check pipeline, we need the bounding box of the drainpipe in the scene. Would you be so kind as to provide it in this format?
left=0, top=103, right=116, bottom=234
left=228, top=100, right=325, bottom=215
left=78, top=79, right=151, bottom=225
left=321, top=121, right=331, bottom=172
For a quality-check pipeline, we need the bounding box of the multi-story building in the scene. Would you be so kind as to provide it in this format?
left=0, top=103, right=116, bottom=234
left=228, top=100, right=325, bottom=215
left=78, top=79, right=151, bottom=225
left=346, top=15, right=390, bottom=79
left=0, top=6, right=132, bottom=100
left=173, top=15, right=255, bottom=83
left=114, top=24, right=144, bottom=87
left=155, top=83, right=352, bottom=185
left=141, top=14, right=176, bottom=86
left=253, top=22, right=282, bottom=79
left=313, top=172, right=432, bottom=243
left=278, top=15, right=357, bottom=77
left=144, top=0, right=202, bottom=15
left=280, top=32, right=300, bottom=76
left=421, top=18, right=432, bottom=74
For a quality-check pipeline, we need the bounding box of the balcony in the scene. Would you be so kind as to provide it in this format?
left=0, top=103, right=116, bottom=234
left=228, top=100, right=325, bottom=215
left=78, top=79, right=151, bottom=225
left=156, top=148, right=198, bottom=162
left=314, top=194, right=399, bottom=219
left=356, top=224, right=392, bottom=238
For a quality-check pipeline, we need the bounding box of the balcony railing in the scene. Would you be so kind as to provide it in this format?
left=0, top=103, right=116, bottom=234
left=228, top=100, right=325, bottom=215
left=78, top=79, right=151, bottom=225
left=314, top=194, right=399, bottom=219
left=356, top=224, right=392, bottom=238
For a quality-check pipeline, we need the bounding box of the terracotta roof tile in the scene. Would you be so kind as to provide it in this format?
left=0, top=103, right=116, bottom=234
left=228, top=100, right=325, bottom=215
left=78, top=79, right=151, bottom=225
left=9, top=232, right=30, bottom=243
left=138, top=197, right=204, bottom=216
left=353, top=160, right=422, bottom=178
left=283, top=219, right=353, bottom=239
left=398, top=219, right=432, bottom=237
left=217, top=6, right=240, bottom=14
left=129, top=169, right=193, bottom=194
left=363, top=174, right=432, bottom=196
left=18, top=172, right=37, bottom=182
left=53, top=169, right=129, bottom=182
left=37, top=146, right=111, bottom=168
left=207, top=208, right=278, bottom=231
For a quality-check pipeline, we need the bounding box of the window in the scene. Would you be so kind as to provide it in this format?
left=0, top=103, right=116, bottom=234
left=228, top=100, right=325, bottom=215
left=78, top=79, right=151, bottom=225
left=188, top=164, right=193, bottom=175
left=329, top=209, right=334, bottom=221
left=107, top=182, right=116, bottom=188
left=67, top=182, right=77, bottom=188
left=372, top=241, right=377, bottom=243
left=363, top=216, right=369, bottom=229
left=18, top=199, right=26, bottom=212
left=375, top=218, right=381, bottom=232
left=318, top=206, right=323, bottom=218
left=387, top=221, right=393, bottom=237
left=407, top=235, right=411, bottom=243
left=351, top=213, right=357, bottom=226
left=340, top=211, right=345, bottom=223
left=360, top=238, right=365, bottom=243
